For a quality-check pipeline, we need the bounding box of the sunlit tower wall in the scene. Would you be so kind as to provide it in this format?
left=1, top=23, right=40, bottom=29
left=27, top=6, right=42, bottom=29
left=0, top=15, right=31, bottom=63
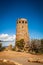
left=16, top=18, right=30, bottom=49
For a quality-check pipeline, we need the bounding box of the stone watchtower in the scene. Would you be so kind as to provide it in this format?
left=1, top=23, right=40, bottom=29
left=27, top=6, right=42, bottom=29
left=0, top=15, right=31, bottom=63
left=16, top=18, right=30, bottom=51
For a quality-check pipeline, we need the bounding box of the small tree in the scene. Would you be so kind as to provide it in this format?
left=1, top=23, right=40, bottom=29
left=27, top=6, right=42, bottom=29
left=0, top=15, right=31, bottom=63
left=30, top=40, right=39, bottom=53
left=16, top=39, right=25, bottom=51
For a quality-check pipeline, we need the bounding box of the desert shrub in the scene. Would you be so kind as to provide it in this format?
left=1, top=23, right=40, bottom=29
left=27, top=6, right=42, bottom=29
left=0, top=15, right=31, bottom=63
left=16, top=39, right=25, bottom=50
left=1, top=47, right=6, bottom=51
left=12, top=47, right=16, bottom=51
left=40, top=39, right=43, bottom=53
left=29, top=39, right=43, bottom=54
left=30, top=39, right=40, bottom=54
left=0, top=43, right=2, bottom=51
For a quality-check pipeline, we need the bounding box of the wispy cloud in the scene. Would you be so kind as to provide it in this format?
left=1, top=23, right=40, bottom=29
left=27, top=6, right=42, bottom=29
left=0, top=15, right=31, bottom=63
left=0, top=34, right=16, bottom=42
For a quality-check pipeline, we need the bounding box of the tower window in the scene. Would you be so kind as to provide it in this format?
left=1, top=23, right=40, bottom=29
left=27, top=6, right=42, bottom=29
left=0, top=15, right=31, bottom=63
left=25, top=21, right=27, bottom=23
left=19, top=21, right=21, bottom=23
left=22, top=21, right=24, bottom=23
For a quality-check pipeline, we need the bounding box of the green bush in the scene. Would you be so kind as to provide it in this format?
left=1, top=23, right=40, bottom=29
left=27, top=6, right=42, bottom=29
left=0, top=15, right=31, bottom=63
left=16, top=39, right=25, bottom=50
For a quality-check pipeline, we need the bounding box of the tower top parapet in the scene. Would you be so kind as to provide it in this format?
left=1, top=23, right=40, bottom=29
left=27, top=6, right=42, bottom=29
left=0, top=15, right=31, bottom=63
left=18, top=18, right=27, bottom=21
left=17, top=18, right=27, bottom=24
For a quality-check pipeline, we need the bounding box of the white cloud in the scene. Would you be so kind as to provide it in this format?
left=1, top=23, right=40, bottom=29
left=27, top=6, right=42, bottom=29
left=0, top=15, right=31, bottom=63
left=0, top=34, right=16, bottom=42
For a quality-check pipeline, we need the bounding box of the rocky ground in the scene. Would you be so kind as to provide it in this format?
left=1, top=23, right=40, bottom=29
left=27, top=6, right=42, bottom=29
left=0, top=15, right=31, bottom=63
left=0, top=51, right=43, bottom=65
left=0, top=59, right=22, bottom=65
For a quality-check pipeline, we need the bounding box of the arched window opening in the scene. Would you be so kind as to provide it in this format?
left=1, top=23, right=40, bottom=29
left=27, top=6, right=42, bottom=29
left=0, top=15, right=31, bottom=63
left=25, top=21, right=27, bottom=23
left=22, top=21, right=24, bottom=23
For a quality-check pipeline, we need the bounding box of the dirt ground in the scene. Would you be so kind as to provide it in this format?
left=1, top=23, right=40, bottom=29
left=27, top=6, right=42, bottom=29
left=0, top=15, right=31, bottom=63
left=0, top=61, right=16, bottom=65
left=0, top=51, right=43, bottom=65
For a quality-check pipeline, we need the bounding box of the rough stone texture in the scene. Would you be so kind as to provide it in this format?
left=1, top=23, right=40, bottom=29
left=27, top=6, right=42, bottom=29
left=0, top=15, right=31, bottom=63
left=16, top=18, right=30, bottom=51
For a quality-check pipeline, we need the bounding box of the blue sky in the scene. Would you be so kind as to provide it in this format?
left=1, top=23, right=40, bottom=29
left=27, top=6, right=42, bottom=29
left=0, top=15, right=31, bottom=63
left=0, top=0, right=43, bottom=39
